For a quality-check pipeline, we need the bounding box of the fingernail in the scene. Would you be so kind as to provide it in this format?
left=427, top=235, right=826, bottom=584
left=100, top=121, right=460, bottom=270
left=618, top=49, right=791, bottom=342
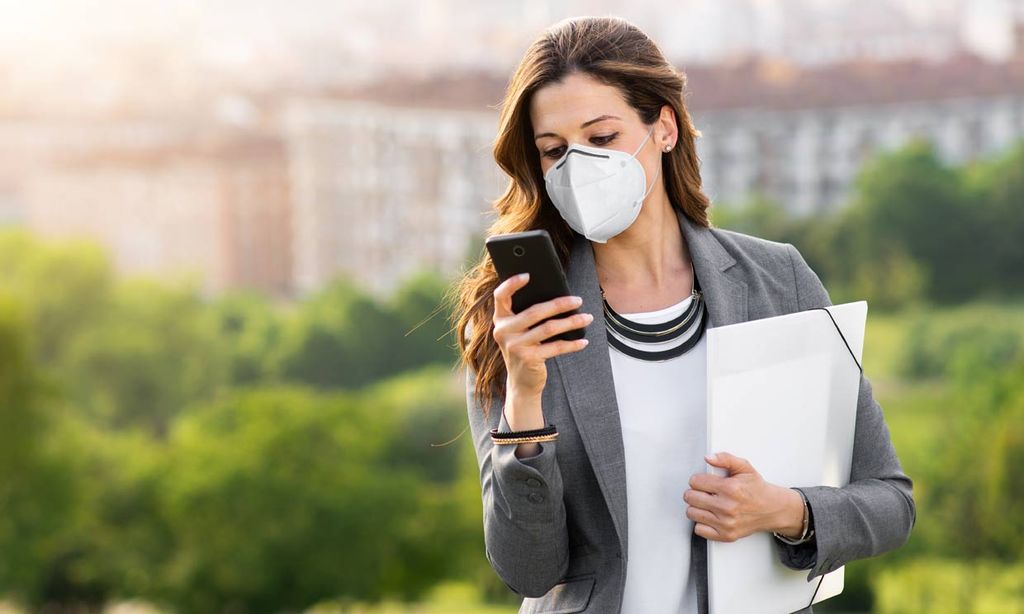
left=571, top=295, right=583, bottom=305
left=580, top=339, right=589, bottom=346
left=705, top=453, right=718, bottom=462
left=518, top=272, right=530, bottom=281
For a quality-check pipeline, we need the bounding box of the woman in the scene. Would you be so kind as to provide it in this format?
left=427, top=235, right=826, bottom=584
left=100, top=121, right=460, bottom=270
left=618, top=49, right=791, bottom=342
left=451, top=16, right=915, bottom=614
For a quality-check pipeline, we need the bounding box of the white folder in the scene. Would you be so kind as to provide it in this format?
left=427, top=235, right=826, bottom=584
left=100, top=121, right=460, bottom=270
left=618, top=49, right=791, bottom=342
left=705, top=301, right=867, bottom=614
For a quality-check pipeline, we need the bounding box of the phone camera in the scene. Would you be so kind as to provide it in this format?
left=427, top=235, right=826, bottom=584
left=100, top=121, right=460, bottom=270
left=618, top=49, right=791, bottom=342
left=512, top=245, right=526, bottom=257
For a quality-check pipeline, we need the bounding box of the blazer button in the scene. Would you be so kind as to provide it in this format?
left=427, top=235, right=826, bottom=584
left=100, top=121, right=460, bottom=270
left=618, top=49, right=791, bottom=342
left=526, top=477, right=542, bottom=487
left=528, top=492, right=545, bottom=503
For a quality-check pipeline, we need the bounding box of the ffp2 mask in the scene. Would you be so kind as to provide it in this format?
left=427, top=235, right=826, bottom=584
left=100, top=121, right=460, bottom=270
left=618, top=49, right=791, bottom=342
left=543, top=123, right=660, bottom=243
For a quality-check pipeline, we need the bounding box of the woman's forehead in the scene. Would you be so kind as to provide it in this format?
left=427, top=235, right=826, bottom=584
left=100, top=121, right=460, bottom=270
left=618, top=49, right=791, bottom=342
left=529, top=75, right=632, bottom=136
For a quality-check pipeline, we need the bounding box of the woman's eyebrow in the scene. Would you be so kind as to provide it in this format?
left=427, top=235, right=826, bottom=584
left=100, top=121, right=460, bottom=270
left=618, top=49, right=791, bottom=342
left=534, top=114, right=621, bottom=140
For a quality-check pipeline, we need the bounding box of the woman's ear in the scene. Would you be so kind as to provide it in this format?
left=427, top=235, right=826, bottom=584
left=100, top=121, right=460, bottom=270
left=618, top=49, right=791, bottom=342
left=658, top=104, right=678, bottom=150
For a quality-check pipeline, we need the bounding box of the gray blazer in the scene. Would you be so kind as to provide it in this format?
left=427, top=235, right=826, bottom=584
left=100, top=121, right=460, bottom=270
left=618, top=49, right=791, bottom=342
left=465, top=206, right=917, bottom=614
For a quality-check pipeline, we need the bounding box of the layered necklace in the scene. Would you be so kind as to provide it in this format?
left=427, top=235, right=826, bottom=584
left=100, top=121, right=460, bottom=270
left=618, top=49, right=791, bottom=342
left=600, top=263, right=708, bottom=362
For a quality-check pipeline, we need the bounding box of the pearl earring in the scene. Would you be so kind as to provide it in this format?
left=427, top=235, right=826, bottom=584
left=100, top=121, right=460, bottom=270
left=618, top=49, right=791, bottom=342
left=664, top=144, right=672, bottom=152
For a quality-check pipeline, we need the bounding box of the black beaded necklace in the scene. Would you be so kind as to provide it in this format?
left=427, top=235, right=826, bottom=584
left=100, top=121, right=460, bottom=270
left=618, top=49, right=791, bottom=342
left=600, top=266, right=707, bottom=362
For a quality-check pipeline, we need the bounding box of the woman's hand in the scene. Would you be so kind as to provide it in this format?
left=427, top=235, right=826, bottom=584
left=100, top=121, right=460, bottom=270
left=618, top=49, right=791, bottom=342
left=683, top=452, right=806, bottom=542
left=492, top=272, right=593, bottom=400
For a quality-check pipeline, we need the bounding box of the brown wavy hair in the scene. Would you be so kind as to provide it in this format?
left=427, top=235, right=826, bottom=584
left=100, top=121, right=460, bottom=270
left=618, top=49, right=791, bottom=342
left=447, top=15, right=712, bottom=415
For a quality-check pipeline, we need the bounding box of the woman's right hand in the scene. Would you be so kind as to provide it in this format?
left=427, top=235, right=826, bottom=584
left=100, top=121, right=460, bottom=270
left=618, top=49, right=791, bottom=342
left=492, top=273, right=593, bottom=401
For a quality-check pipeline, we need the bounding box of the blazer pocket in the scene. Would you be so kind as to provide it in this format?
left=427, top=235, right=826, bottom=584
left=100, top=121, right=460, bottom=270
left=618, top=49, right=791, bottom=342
left=520, top=574, right=596, bottom=614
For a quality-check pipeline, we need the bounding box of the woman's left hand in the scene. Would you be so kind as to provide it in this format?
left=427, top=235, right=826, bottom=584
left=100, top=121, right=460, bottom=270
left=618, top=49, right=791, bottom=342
left=683, top=451, right=800, bottom=542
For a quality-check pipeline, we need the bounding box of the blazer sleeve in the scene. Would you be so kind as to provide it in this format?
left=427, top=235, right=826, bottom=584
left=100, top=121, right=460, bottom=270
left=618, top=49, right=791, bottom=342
left=463, top=329, right=570, bottom=597
left=773, top=243, right=918, bottom=582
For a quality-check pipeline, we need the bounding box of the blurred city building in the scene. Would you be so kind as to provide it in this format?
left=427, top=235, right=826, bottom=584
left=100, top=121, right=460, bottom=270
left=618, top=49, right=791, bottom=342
left=21, top=130, right=292, bottom=297
left=284, top=98, right=505, bottom=296
left=0, top=120, right=195, bottom=226
left=690, top=55, right=1024, bottom=214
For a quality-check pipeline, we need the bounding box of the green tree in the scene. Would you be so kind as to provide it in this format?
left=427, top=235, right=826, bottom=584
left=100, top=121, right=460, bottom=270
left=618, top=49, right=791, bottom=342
left=69, top=425, right=174, bottom=605
left=212, top=290, right=284, bottom=385
left=844, top=242, right=927, bottom=311
left=386, top=270, right=459, bottom=373
left=272, top=276, right=404, bottom=389
left=62, top=278, right=228, bottom=437
left=841, top=139, right=978, bottom=304
left=157, top=367, right=475, bottom=612
left=0, top=230, right=114, bottom=364
left=0, top=294, right=81, bottom=608
left=963, top=141, right=1024, bottom=298
left=927, top=356, right=1024, bottom=560
left=709, top=194, right=803, bottom=244
left=875, top=558, right=1024, bottom=613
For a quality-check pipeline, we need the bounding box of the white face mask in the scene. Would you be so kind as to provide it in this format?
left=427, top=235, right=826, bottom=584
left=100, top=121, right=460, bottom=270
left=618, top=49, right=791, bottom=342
left=543, top=123, right=660, bottom=243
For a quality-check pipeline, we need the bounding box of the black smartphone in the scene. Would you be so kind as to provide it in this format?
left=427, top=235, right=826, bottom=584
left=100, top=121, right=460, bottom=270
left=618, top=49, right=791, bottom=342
left=485, top=229, right=585, bottom=343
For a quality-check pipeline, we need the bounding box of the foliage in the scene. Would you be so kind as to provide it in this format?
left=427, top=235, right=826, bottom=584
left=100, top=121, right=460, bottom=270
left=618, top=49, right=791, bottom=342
left=62, top=278, right=229, bottom=437
left=0, top=231, right=114, bottom=364
left=211, top=290, right=284, bottom=386
left=898, top=304, right=1024, bottom=380
left=271, top=274, right=456, bottom=390
left=962, top=141, right=1024, bottom=299
left=0, top=295, right=82, bottom=607
left=874, top=558, right=1024, bottom=613
left=922, top=356, right=1024, bottom=561
left=153, top=368, right=476, bottom=612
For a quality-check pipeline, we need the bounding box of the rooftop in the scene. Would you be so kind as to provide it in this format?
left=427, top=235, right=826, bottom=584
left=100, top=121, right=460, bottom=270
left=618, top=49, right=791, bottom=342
left=332, top=53, right=1024, bottom=114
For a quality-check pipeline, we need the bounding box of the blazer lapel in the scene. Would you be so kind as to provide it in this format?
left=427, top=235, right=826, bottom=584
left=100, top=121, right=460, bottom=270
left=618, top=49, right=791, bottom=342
left=552, top=207, right=749, bottom=560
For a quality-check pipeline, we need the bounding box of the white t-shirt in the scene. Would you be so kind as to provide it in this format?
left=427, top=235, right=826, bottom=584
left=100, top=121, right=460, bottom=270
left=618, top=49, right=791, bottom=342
left=609, top=292, right=710, bottom=614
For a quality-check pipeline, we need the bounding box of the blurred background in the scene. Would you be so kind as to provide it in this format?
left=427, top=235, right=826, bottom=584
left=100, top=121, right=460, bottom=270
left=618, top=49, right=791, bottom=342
left=1, top=0, right=1023, bottom=612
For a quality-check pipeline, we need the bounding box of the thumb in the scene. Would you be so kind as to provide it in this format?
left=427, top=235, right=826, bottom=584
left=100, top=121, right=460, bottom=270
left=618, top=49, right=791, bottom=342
left=705, top=451, right=755, bottom=475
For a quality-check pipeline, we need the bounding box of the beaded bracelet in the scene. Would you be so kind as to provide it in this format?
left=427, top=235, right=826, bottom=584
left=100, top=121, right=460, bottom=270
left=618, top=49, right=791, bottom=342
left=489, top=424, right=559, bottom=445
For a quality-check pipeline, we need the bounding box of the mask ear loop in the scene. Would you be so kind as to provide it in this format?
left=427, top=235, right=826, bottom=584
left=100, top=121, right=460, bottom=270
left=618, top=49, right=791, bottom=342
left=640, top=162, right=661, bottom=202
left=631, top=123, right=657, bottom=157
left=636, top=124, right=660, bottom=202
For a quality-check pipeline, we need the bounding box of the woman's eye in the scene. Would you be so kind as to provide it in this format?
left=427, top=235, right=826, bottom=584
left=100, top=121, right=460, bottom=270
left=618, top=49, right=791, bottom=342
left=543, top=146, right=566, bottom=159
left=542, top=133, right=619, bottom=159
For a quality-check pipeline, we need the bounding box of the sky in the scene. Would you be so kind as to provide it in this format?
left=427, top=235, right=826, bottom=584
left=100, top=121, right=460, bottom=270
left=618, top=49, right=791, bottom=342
left=0, top=0, right=1017, bottom=110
